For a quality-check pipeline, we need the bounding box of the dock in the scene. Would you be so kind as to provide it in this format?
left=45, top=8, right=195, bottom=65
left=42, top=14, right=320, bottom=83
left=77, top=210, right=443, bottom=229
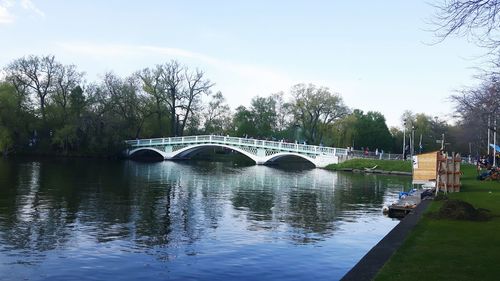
left=386, top=188, right=433, bottom=218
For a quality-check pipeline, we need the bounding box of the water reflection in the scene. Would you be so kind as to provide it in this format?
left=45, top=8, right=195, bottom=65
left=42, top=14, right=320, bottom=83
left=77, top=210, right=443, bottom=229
left=0, top=158, right=408, bottom=280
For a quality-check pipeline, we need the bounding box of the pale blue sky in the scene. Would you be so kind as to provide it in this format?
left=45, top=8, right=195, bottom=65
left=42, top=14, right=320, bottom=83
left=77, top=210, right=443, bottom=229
left=0, top=0, right=486, bottom=127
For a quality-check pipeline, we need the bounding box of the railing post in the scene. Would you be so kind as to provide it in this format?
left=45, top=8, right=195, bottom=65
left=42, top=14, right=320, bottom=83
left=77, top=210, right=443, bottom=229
left=196, top=136, right=198, bottom=142
left=182, top=137, right=184, bottom=142
left=149, top=139, right=152, bottom=145
left=333, top=148, right=336, bottom=156
left=209, top=135, right=212, bottom=142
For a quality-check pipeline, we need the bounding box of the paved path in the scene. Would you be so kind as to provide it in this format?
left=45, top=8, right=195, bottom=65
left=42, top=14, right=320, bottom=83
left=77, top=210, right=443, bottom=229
left=341, top=199, right=431, bottom=281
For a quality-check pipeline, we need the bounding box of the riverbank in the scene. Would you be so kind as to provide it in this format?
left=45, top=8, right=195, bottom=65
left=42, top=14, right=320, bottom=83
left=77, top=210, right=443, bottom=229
left=326, top=159, right=412, bottom=175
left=374, top=165, right=500, bottom=280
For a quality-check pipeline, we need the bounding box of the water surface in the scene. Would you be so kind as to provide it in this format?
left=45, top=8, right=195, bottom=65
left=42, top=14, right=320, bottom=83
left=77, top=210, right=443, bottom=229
left=0, top=158, right=409, bottom=280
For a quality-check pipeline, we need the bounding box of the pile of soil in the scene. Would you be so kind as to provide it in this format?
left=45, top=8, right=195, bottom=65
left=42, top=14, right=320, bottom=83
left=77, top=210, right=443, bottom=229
left=435, top=199, right=491, bottom=221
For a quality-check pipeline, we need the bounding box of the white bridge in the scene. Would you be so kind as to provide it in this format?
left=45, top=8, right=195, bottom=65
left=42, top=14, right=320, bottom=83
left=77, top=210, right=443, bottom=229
left=125, top=135, right=349, bottom=168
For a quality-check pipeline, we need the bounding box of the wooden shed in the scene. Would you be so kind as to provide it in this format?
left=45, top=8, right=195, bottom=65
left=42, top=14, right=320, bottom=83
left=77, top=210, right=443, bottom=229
left=412, top=151, right=439, bottom=185
left=412, top=151, right=461, bottom=193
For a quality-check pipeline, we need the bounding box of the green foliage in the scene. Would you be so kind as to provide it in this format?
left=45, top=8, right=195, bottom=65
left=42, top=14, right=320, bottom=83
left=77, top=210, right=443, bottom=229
left=326, top=159, right=412, bottom=173
left=203, top=91, right=232, bottom=135
left=331, top=110, right=393, bottom=151
left=290, top=83, right=349, bottom=144
left=233, top=106, right=255, bottom=137
left=52, top=125, right=77, bottom=153
left=2, top=54, right=466, bottom=158
left=0, top=126, right=13, bottom=155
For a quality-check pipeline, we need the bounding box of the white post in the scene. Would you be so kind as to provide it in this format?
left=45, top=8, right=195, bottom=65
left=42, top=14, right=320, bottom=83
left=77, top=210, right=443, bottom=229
left=402, top=121, right=406, bottom=156
left=333, top=148, right=336, bottom=156
left=494, top=118, right=497, bottom=167
left=487, top=115, right=491, bottom=155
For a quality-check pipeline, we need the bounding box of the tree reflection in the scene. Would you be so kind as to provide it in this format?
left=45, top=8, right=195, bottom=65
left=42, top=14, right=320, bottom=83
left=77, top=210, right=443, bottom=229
left=0, top=158, right=407, bottom=264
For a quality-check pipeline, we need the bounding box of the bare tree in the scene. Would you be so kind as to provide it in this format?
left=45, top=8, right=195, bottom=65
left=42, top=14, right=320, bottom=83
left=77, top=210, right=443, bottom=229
left=451, top=76, right=500, bottom=152
left=180, top=68, right=214, bottom=135
left=160, top=60, right=184, bottom=136
left=432, top=0, right=500, bottom=48
left=53, top=64, right=84, bottom=119
left=136, top=61, right=215, bottom=136
left=270, top=91, right=292, bottom=131
left=4, top=55, right=60, bottom=121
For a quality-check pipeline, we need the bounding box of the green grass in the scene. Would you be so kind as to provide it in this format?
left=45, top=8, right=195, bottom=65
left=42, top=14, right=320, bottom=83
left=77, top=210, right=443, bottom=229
left=325, top=158, right=412, bottom=173
left=374, top=165, right=500, bottom=281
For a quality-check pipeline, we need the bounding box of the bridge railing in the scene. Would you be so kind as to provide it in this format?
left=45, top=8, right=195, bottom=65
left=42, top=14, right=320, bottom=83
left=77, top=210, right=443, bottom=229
left=125, top=135, right=403, bottom=159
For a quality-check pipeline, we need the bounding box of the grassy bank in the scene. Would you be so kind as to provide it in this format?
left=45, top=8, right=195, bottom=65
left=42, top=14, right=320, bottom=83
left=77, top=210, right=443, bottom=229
left=326, top=159, right=412, bottom=173
left=375, top=165, right=500, bottom=281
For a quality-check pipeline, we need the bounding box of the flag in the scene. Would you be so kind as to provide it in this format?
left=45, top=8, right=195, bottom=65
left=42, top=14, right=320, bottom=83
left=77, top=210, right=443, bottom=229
left=419, top=134, right=423, bottom=153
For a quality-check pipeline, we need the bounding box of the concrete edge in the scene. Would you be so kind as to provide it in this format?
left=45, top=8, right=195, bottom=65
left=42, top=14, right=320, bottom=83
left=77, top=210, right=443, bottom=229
left=340, top=199, right=432, bottom=281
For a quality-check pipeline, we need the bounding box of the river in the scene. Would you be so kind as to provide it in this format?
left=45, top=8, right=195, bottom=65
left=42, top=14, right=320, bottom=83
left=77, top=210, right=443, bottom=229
left=0, top=158, right=409, bottom=281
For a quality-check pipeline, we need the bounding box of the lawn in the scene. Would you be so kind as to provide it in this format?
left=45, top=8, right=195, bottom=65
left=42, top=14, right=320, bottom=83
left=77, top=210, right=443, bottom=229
left=374, top=165, right=500, bottom=281
left=326, top=158, right=412, bottom=173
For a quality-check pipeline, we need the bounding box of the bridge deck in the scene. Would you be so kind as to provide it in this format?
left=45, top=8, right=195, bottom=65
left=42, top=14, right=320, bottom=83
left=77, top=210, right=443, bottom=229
left=126, top=135, right=345, bottom=156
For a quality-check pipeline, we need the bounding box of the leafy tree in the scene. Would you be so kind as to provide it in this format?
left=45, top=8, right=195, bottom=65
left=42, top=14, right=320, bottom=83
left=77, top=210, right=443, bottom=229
left=0, top=82, right=33, bottom=154
left=353, top=110, right=393, bottom=151
left=249, top=96, right=278, bottom=138
left=136, top=65, right=168, bottom=136
left=233, top=106, right=256, bottom=137
left=290, top=83, right=349, bottom=144
left=203, top=91, right=232, bottom=135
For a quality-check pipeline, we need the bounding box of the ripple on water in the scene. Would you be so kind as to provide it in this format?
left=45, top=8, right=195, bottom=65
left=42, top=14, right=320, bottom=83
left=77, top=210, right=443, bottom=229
left=0, top=159, right=406, bottom=281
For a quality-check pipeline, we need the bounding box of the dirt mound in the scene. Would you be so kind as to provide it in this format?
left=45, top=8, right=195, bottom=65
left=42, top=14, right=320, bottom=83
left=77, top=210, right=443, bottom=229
left=435, top=199, right=491, bottom=221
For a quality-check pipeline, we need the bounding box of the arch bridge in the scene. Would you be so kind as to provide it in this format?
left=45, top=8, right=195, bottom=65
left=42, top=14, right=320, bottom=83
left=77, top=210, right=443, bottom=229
left=125, top=135, right=348, bottom=168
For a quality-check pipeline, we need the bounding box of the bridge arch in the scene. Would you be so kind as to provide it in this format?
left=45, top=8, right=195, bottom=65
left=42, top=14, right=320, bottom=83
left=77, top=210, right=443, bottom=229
left=263, top=152, right=317, bottom=166
left=168, top=144, right=260, bottom=164
left=128, top=147, right=167, bottom=159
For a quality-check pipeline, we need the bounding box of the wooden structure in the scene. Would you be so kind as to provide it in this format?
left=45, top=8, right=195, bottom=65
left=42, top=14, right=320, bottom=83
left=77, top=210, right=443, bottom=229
left=412, top=151, right=461, bottom=193
left=436, top=152, right=461, bottom=193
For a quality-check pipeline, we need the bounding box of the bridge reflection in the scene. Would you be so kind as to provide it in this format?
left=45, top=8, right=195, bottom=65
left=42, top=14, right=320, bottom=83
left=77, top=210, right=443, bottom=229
left=0, top=159, right=408, bottom=264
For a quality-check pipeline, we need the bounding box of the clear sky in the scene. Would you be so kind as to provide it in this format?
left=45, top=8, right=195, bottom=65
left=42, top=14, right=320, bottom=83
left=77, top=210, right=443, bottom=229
left=0, top=0, right=486, bottom=128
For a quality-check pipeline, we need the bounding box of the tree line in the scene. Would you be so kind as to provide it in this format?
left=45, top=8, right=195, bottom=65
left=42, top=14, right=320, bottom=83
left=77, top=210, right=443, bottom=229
left=0, top=54, right=485, bottom=158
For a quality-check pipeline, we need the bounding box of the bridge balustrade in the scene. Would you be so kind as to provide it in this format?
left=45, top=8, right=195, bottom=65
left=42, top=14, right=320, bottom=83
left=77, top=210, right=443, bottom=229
left=126, top=135, right=403, bottom=161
